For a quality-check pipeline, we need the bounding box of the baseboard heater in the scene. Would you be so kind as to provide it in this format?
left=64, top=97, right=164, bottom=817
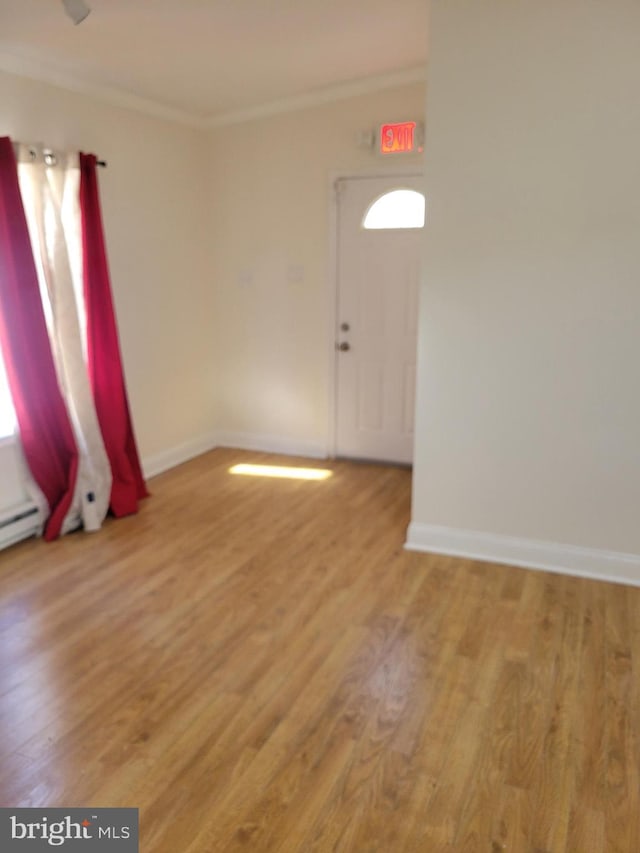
left=0, top=501, right=40, bottom=552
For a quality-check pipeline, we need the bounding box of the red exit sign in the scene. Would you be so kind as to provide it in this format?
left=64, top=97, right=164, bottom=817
left=379, top=121, right=423, bottom=155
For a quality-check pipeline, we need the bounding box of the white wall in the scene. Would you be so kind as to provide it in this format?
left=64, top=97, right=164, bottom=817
left=1, top=73, right=425, bottom=485
left=207, top=83, right=425, bottom=456
left=0, top=70, right=215, bottom=475
left=0, top=441, right=30, bottom=511
left=409, top=0, right=640, bottom=580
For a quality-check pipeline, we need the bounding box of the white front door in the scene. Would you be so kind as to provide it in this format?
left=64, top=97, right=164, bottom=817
left=334, top=175, right=424, bottom=465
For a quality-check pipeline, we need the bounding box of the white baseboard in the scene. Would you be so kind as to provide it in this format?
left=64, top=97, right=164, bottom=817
left=405, top=522, right=640, bottom=588
left=143, top=432, right=219, bottom=480
left=215, top=430, right=328, bottom=460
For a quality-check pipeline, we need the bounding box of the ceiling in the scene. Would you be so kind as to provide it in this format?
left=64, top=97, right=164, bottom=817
left=0, top=0, right=427, bottom=126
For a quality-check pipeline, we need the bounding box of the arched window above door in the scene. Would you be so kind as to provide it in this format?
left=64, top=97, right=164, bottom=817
left=362, top=188, right=425, bottom=230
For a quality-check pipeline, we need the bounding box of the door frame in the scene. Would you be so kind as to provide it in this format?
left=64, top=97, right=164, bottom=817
left=326, top=168, right=424, bottom=459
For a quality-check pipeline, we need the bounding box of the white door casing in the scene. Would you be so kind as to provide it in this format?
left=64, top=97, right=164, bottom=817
left=334, top=174, right=424, bottom=464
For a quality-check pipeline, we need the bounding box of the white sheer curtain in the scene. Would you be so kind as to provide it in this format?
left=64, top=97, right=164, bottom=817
left=0, top=349, right=16, bottom=439
left=16, top=144, right=112, bottom=533
left=0, top=321, right=49, bottom=531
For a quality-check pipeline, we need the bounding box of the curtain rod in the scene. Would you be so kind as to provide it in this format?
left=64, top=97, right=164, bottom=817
left=12, top=141, right=107, bottom=168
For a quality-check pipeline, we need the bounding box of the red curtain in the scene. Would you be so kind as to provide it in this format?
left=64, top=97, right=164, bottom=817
left=0, top=137, right=79, bottom=540
left=79, top=153, right=148, bottom=516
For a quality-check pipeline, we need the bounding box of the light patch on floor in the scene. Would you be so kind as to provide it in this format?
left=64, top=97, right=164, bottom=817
left=229, top=463, right=332, bottom=481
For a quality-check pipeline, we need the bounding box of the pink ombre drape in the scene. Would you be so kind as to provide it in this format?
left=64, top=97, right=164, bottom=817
left=79, top=153, right=148, bottom=516
left=0, top=137, right=79, bottom=540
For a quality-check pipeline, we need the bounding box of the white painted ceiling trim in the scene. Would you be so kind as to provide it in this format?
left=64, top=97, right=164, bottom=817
left=206, top=66, right=427, bottom=128
left=0, top=50, right=207, bottom=127
left=0, top=49, right=425, bottom=130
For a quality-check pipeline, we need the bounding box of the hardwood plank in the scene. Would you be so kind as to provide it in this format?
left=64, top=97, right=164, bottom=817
left=0, top=448, right=639, bottom=852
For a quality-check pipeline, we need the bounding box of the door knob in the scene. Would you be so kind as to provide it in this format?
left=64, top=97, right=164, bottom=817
left=340, top=322, right=350, bottom=332
left=337, top=341, right=351, bottom=352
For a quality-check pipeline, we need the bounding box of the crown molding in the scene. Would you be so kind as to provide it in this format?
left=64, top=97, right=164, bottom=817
left=0, top=50, right=208, bottom=128
left=0, top=51, right=426, bottom=130
left=206, top=65, right=427, bottom=128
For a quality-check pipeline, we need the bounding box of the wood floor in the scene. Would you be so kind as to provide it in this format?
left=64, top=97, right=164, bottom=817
left=1, top=449, right=639, bottom=852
